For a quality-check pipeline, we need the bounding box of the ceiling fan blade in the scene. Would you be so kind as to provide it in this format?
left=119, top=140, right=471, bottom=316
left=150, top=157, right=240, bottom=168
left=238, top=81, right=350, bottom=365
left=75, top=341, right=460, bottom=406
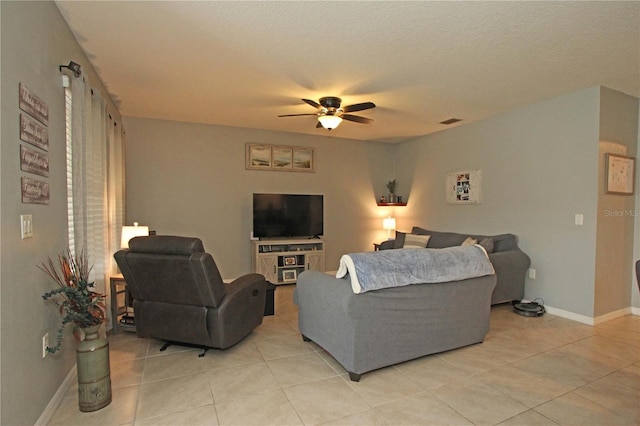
left=342, top=114, right=373, bottom=124
left=343, top=102, right=376, bottom=113
left=302, top=98, right=321, bottom=109
left=278, top=113, right=318, bottom=117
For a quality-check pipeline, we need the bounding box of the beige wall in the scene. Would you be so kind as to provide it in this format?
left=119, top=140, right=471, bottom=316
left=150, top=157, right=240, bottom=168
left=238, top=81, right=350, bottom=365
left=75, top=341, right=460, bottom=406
left=595, top=87, right=639, bottom=316
left=123, top=117, right=395, bottom=276
left=395, top=87, right=603, bottom=317
left=394, top=86, right=639, bottom=319
left=1, top=2, right=122, bottom=424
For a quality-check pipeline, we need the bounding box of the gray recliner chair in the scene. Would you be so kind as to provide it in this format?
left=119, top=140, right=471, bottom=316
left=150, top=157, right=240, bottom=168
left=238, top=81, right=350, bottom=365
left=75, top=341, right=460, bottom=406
left=114, top=235, right=266, bottom=355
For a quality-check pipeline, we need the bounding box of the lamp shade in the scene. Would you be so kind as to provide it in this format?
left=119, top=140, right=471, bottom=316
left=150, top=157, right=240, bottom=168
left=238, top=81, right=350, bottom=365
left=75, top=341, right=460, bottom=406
left=318, top=114, right=342, bottom=130
left=121, top=222, right=149, bottom=248
left=382, top=217, right=396, bottom=231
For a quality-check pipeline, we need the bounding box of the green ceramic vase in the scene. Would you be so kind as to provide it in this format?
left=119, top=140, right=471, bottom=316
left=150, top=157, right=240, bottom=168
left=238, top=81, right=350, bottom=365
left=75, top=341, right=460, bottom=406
left=77, top=324, right=112, bottom=412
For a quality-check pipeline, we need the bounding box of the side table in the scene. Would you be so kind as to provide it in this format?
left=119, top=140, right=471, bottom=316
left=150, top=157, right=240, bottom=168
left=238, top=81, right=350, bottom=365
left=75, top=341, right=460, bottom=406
left=109, top=275, right=135, bottom=334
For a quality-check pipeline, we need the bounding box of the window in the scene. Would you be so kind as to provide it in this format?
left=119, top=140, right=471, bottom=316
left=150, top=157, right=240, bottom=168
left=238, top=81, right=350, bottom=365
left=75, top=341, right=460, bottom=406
left=64, top=84, right=75, bottom=254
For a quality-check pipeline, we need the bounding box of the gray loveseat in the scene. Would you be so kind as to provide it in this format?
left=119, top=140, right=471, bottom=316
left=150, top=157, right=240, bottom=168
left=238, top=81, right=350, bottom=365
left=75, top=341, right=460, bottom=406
left=295, top=270, right=496, bottom=381
left=381, top=227, right=530, bottom=305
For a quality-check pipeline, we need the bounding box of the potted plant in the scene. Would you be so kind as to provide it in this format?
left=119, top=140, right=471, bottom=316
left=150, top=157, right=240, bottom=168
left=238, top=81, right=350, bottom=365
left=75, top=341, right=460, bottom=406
left=386, top=179, right=397, bottom=202
left=39, top=248, right=112, bottom=412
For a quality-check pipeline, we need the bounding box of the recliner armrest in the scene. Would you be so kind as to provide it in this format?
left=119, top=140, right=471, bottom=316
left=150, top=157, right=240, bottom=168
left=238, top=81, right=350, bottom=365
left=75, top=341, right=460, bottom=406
left=212, top=273, right=267, bottom=348
left=224, top=273, right=267, bottom=298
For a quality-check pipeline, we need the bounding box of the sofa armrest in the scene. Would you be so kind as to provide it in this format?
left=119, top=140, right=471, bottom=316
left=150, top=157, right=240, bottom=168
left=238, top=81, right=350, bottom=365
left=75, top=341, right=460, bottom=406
left=488, top=249, right=531, bottom=304
left=378, top=240, right=395, bottom=250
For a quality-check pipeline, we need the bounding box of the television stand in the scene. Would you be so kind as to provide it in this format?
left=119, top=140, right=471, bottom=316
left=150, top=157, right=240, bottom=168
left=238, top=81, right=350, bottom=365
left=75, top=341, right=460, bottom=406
left=251, top=239, right=325, bottom=284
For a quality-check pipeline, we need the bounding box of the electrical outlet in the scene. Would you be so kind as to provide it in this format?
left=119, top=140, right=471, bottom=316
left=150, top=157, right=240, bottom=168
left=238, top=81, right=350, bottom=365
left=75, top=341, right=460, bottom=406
left=529, top=268, right=536, bottom=279
left=42, top=333, right=49, bottom=358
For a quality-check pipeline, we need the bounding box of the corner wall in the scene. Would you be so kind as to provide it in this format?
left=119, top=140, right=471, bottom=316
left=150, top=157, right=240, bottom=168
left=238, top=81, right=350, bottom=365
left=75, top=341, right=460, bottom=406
left=123, top=117, right=395, bottom=276
left=595, top=87, right=639, bottom=317
left=394, top=87, right=602, bottom=318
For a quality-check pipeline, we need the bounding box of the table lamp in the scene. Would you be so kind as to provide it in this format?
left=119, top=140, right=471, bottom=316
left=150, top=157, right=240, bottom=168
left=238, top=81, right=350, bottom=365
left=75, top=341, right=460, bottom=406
left=383, top=217, right=396, bottom=240
left=120, top=222, right=149, bottom=248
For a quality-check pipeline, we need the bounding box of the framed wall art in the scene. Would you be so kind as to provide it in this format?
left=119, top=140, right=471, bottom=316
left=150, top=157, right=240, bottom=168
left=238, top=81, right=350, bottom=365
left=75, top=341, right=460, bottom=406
left=446, top=169, right=482, bottom=204
left=272, top=146, right=293, bottom=170
left=293, top=148, right=314, bottom=172
left=246, top=143, right=315, bottom=172
left=246, top=144, right=272, bottom=169
left=605, top=153, right=635, bottom=195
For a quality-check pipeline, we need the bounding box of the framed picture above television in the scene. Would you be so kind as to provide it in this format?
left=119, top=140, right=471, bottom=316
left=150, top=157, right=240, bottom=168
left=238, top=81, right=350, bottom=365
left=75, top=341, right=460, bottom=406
left=246, top=143, right=315, bottom=172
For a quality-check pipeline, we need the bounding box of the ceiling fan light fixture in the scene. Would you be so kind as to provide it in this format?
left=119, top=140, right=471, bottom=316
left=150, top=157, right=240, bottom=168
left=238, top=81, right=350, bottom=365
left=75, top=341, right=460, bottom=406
left=318, top=114, right=342, bottom=130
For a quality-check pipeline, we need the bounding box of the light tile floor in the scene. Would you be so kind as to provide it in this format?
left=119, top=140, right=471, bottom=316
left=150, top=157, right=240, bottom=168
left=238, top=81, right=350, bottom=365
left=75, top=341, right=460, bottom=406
left=49, top=285, right=640, bottom=425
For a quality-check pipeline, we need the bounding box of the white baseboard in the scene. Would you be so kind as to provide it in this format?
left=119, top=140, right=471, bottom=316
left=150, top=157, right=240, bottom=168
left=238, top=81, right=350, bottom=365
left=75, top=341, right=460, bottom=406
left=545, top=305, right=639, bottom=325
left=35, top=364, right=76, bottom=426
left=544, top=305, right=595, bottom=325
left=593, top=307, right=634, bottom=325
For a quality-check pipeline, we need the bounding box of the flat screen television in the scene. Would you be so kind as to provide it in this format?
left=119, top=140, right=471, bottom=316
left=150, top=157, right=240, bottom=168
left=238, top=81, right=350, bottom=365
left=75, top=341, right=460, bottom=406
left=253, top=193, right=323, bottom=239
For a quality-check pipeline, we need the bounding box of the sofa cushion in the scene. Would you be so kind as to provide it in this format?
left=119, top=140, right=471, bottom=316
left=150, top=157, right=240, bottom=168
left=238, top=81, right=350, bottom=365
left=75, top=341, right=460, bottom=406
left=478, top=237, right=495, bottom=253
left=411, top=227, right=516, bottom=253
left=412, top=227, right=467, bottom=248
left=488, top=234, right=517, bottom=252
left=403, top=234, right=431, bottom=249
left=393, top=231, right=407, bottom=249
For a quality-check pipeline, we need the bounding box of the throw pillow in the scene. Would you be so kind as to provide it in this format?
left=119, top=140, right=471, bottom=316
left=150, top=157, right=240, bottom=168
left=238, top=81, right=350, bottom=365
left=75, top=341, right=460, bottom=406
left=461, top=236, right=478, bottom=246
left=403, top=234, right=431, bottom=249
left=393, top=231, right=406, bottom=249
left=478, top=237, right=494, bottom=253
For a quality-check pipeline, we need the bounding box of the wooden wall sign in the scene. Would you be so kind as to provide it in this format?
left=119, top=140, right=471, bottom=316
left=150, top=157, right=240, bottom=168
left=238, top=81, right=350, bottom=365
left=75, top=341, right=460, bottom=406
left=20, top=145, right=49, bottom=177
left=21, top=176, right=50, bottom=204
left=20, top=113, right=49, bottom=151
left=19, top=83, right=49, bottom=125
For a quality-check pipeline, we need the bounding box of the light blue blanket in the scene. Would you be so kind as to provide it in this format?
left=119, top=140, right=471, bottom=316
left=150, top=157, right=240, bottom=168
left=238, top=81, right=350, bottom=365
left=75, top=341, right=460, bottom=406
left=336, top=245, right=495, bottom=294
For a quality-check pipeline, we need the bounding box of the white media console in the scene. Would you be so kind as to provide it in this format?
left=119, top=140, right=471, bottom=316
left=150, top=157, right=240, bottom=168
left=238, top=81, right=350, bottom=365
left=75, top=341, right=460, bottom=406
left=252, top=239, right=325, bottom=284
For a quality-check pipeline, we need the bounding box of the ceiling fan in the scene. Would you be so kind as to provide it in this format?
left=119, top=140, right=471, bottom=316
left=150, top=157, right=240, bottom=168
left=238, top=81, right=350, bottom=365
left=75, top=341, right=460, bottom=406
left=278, top=97, right=376, bottom=130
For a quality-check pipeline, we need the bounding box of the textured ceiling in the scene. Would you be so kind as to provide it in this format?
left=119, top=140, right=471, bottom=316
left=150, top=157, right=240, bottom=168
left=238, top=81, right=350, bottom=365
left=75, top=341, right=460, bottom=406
left=55, top=1, right=639, bottom=143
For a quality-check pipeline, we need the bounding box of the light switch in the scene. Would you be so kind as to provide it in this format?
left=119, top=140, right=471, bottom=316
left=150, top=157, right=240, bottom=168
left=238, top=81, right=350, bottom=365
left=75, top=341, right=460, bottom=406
left=575, top=214, right=584, bottom=226
left=21, top=214, right=33, bottom=239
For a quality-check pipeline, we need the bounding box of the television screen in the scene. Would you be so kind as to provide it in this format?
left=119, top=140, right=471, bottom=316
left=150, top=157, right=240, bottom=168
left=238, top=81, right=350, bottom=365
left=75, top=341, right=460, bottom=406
left=253, top=193, right=323, bottom=239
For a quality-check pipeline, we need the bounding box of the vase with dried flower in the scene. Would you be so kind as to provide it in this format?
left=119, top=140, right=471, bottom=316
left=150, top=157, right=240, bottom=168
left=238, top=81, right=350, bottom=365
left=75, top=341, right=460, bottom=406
left=386, top=179, right=397, bottom=203
left=39, top=248, right=112, bottom=412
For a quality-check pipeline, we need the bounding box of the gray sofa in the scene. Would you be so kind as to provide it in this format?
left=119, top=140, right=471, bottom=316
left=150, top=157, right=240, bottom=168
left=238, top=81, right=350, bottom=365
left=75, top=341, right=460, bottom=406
left=295, top=271, right=496, bottom=381
left=380, top=227, right=530, bottom=304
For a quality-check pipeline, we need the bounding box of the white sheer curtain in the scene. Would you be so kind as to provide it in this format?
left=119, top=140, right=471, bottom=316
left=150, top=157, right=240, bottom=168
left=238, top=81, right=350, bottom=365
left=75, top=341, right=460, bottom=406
left=68, top=76, right=125, bottom=303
